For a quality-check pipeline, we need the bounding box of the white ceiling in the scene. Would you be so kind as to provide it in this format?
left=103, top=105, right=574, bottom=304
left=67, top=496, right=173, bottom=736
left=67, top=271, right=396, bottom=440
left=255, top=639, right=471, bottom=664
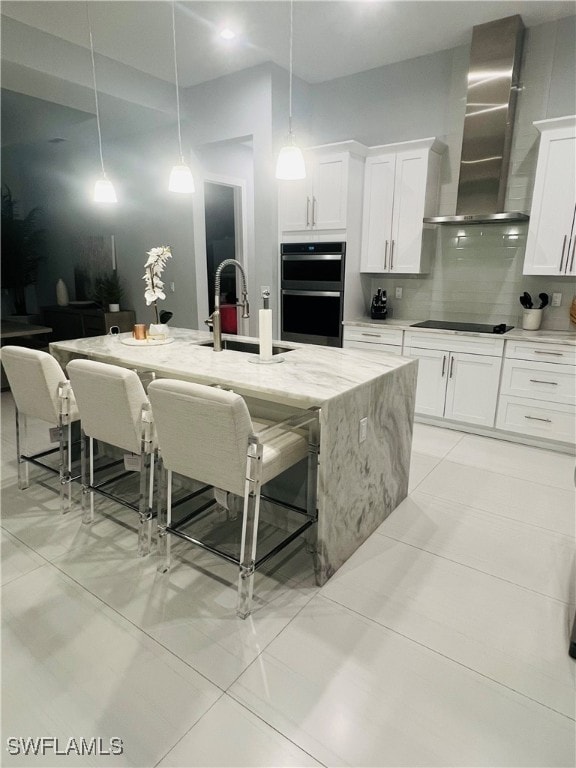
left=2, top=0, right=574, bottom=88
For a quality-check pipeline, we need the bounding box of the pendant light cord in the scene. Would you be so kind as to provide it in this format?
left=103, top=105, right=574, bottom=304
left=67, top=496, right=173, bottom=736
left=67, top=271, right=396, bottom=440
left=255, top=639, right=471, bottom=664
left=171, top=0, right=184, bottom=162
left=86, top=3, right=106, bottom=176
left=288, top=0, right=294, bottom=136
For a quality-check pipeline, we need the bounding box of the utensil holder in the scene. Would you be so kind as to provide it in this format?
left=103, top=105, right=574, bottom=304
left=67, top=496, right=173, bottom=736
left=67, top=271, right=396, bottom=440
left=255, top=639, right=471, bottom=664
left=522, top=308, right=542, bottom=330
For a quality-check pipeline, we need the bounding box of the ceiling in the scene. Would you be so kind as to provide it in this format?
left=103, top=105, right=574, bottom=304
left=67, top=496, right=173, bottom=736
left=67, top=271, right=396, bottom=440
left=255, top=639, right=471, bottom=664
left=2, top=0, right=574, bottom=88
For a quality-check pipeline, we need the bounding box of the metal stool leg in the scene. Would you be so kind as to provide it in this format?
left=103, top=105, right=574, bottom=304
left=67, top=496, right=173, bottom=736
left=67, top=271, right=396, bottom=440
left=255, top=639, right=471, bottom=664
left=237, top=438, right=263, bottom=619
left=15, top=409, right=29, bottom=490
left=81, top=434, right=95, bottom=524
left=137, top=449, right=152, bottom=557
left=157, top=466, right=172, bottom=573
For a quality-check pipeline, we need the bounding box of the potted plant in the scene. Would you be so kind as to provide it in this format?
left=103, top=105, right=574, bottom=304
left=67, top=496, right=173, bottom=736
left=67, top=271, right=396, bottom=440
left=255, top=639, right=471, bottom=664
left=93, top=270, right=124, bottom=312
left=1, top=185, right=46, bottom=317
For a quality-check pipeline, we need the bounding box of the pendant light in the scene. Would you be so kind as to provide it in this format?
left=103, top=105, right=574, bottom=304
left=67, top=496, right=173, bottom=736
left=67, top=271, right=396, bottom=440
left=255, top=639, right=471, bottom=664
left=168, top=0, right=195, bottom=193
left=86, top=4, right=117, bottom=203
left=275, top=0, right=306, bottom=180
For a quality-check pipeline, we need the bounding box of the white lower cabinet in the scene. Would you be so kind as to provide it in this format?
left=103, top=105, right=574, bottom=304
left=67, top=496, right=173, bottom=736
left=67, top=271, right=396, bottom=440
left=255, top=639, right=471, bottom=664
left=405, top=347, right=502, bottom=426
left=496, top=340, right=576, bottom=445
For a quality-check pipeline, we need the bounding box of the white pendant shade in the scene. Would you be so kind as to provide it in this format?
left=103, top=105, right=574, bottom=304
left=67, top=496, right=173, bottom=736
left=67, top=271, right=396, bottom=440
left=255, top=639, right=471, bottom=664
left=276, top=143, right=306, bottom=180
left=168, top=162, right=195, bottom=193
left=93, top=176, right=117, bottom=203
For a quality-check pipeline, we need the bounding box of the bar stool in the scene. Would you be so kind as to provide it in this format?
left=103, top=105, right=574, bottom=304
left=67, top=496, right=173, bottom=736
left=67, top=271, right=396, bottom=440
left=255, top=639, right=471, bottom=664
left=0, top=345, right=79, bottom=513
left=148, top=378, right=319, bottom=618
left=67, top=359, right=156, bottom=556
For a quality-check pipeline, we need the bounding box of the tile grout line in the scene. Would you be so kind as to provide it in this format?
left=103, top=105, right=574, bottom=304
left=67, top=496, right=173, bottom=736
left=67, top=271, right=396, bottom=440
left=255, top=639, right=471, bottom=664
left=318, top=592, right=576, bottom=723
left=398, top=487, right=576, bottom=541
left=378, top=531, right=576, bottom=606
left=435, top=454, right=576, bottom=492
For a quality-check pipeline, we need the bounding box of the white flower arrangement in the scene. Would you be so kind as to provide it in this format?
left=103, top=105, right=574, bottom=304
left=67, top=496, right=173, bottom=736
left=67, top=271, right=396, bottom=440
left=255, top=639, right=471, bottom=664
left=143, top=245, right=172, bottom=323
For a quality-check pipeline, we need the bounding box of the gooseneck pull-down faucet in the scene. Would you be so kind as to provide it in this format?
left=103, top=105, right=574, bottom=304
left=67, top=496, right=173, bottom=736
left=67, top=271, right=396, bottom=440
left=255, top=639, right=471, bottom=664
left=205, top=259, right=250, bottom=351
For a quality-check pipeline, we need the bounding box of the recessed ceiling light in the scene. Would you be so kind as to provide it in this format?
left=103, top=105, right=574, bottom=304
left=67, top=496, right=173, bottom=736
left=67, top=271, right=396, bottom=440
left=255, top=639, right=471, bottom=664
left=220, top=28, right=236, bottom=40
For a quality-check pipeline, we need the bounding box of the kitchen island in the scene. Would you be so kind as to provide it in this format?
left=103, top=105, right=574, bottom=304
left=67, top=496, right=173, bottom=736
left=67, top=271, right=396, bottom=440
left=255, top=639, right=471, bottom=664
left=50, top=328, right=417, bottom=583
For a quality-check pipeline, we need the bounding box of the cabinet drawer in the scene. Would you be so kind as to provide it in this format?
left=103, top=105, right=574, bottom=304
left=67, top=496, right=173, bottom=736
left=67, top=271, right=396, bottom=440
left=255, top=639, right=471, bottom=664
left=343, top=339, right=403, bottom=355
left=496, top=396, right=575, bottom=444
left=404, top=331, right=504, bottom=356
left=500, top=358, right=576, bottom=405
left=504, top=340, right=576, bottom=365
left=343, top=326, right=403, bottom=345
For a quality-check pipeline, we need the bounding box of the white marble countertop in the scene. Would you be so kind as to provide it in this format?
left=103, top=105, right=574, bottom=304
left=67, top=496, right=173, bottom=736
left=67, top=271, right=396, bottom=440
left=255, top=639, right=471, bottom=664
left=50, top=328, right=413, bottom=409
left=344, top=318, right=576, bottom=345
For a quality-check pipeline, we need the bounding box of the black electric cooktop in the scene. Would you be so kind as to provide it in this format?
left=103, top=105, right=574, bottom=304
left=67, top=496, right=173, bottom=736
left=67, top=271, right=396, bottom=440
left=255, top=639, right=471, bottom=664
left=411, top=320, right=513, bottom=334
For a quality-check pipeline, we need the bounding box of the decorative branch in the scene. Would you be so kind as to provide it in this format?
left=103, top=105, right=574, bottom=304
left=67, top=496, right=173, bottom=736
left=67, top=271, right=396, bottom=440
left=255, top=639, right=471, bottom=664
left=143, top=245, right=172, bottom=324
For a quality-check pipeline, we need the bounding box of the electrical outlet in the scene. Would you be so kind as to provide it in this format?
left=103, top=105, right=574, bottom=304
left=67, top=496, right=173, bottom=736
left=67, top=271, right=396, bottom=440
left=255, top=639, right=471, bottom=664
left=551, top=292, right=562, bottom=307
left=395, top=287, right=403, bottom=299
left=359, top=417, right=368, bottom=443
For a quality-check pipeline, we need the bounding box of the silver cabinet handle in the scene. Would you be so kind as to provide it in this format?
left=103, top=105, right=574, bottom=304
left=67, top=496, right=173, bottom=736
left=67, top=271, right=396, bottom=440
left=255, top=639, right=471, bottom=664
left=449, top=356, right=455, bottom=378
left=384, top=240, right=389, bottom=270
left=529, top=379, right=558, bottom=385
left=361, top=332, right=381, bottom=337
left=306, top=197, right=311, bottom=228
left=390, top=240, right=395, bottom=270
left=570, top=236, right=576, bottom=273
left=524, top=415, right=552, bottom=423
left=441, top=355, right=447, bottom=377
left=312, top=197, right=317, bottom=227
left=559, top=234, right=567, bottom=272
left=534, top=350, right=563, bottom=356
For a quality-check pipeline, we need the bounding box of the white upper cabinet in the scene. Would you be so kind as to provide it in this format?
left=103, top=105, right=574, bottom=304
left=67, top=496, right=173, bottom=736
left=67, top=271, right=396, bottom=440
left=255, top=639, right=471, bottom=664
left=278, top=142, right=366, bottom=233
left=523, top=116, right=576, bottom=276
left=360, top=138, right=445, bottom=274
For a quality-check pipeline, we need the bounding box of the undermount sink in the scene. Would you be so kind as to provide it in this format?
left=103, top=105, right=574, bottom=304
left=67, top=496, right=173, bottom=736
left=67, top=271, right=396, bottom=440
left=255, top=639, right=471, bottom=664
left=198, top=339, right=294, bottom=355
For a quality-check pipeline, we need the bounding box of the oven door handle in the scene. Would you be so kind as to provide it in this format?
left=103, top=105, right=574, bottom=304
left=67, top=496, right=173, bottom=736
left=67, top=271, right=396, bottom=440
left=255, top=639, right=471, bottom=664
left=281, top=254, right=343, bottom=261
left=282, top=289, right=342, bottom=297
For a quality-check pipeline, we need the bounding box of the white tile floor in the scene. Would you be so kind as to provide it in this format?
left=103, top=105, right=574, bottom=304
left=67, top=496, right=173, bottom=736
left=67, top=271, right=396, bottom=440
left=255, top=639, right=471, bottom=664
left=1, top=390, right=575, bottom=767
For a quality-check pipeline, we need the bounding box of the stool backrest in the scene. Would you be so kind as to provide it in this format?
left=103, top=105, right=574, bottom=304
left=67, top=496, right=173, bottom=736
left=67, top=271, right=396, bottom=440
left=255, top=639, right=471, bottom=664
left=67, top=360, right=149, bottom=454
left=1, top=346, right=67, bottom=424
left=148, top=379, right=253, bottom=496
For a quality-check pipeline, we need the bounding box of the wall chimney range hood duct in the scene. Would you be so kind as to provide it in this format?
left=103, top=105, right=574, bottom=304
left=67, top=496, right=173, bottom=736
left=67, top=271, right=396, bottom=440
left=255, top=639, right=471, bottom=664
left=425, top=15, right=529, bottom=224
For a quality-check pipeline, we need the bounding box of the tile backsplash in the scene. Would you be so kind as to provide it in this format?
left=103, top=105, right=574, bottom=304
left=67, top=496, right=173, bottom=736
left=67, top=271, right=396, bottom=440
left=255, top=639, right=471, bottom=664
left=367, top=223, right=576, bottom=331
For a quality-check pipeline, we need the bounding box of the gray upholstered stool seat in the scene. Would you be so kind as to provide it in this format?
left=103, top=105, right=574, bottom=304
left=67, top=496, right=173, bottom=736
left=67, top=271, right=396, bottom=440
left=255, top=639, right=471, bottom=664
left=67, top=359, right=156, bottom=556
left=1, top=345, right=79, bottom=513
left=148, top=378, right=319, bottom=618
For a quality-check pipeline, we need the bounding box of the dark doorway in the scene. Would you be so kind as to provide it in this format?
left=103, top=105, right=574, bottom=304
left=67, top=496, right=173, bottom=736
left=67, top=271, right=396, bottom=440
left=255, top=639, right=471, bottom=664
left=204, top=182, right=237, bottom=332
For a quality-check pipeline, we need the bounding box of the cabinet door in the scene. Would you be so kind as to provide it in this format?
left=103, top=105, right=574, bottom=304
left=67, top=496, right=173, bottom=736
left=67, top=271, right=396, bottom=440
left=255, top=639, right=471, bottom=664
left=360, top=154, right=395, bottom=272
left=524, top=129, right=576, bottom=275
left=444, top=353, right=501, bottom=427
left=278, top=177, right=311, bottom=231
left=312, top=154, right=348, bottom=229
left=390, top=149, right=429, bottom=273
left=405, top=347, right=448, bottom=417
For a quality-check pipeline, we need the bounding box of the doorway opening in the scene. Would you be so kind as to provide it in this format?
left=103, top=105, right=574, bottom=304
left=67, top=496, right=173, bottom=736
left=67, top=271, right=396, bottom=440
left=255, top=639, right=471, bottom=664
left=204, top=181, right=238, bottom=333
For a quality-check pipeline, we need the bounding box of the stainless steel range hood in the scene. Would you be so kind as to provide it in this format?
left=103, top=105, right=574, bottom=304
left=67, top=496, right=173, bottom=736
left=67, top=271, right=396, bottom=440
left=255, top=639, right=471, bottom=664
left=425, top=15, right=529, bottom=224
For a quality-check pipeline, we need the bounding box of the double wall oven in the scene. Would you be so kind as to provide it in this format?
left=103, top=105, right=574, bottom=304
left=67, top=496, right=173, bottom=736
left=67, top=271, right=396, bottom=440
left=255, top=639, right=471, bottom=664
left=280, top=242, right=346, bottom=347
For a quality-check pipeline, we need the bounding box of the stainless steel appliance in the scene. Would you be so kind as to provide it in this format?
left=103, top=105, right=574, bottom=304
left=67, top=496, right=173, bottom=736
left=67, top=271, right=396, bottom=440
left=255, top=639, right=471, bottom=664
left=411, top=320, right=513, bottom=334
left=424, top=15, right=529, bottom=225
left=281, top=242, right=345, bottom=347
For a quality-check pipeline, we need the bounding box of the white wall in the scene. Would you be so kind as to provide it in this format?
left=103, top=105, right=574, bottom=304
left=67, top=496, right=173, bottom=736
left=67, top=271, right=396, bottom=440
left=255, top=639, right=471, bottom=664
left=364, top=17, right=576, bottom=331
left=2, top=15, right=575, bottom=331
